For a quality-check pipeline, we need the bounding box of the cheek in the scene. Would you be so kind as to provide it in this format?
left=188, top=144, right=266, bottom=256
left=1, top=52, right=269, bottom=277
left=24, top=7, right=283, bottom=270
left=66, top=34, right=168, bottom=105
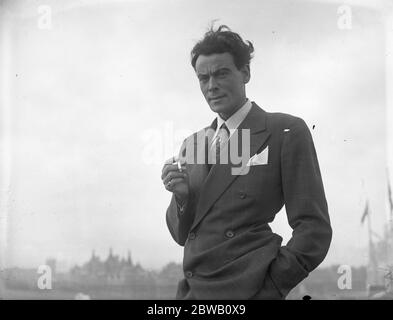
left=199, top=84, right=207, bottom=95
left=220, top=80, right=236, bottom=93
left=226, top=77, right=242, bottom=90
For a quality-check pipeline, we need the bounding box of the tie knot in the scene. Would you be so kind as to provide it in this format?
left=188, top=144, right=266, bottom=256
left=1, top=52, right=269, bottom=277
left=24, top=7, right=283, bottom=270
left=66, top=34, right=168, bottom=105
left=220, top=122, right=229, bottom=131
left=207, top=122, right=230, bottom=169
left=211, top=122, right=229, bottom=149
left=218, top=122, right=230, bottom=136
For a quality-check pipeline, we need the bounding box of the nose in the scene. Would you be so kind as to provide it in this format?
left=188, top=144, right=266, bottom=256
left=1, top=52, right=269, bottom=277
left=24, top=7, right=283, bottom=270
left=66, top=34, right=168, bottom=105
left=207, top=76, right=218, bottom=92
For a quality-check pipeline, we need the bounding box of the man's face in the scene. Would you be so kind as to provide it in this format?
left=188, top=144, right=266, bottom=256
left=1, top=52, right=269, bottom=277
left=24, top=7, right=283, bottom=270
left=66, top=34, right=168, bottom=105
left=195, top=52, right=250, bottom=120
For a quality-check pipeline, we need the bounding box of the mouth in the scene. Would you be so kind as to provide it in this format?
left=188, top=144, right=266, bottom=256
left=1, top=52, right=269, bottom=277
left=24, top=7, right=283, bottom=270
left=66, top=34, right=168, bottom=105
left=209, top=95, right=226, bottom=102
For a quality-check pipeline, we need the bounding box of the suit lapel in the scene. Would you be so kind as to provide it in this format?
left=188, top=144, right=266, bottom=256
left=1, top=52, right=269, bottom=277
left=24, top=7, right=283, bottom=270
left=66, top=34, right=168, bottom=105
left=190, top=102, right=271, bottom=231
left=186, top=123, right=216, bottom=192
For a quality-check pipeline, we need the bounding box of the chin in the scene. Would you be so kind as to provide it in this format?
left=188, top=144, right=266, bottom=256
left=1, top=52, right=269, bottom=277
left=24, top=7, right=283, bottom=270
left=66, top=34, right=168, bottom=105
left=208, top=102, right=229, bottom=114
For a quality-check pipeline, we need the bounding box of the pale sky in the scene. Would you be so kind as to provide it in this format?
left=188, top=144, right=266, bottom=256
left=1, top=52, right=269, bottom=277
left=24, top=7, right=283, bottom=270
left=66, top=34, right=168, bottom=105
left=0, top=0, right=392, bottom=272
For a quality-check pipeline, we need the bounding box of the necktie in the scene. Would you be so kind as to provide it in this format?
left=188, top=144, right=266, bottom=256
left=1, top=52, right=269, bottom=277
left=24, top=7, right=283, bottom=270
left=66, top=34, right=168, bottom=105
left=207, top=123, right=230, bottom=172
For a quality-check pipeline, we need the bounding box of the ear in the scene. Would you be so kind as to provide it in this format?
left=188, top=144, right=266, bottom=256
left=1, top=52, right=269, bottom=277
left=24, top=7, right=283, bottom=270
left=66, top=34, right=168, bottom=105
left=240, top=64, right=251, bottom=84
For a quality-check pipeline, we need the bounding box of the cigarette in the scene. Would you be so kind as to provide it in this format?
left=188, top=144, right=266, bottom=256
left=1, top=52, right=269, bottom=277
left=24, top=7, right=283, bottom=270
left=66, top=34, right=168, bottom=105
left=171, top=156, right=182, bottom=172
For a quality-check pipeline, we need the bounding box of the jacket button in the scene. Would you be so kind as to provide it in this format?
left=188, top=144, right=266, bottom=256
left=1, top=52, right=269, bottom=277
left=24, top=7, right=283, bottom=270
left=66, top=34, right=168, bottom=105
left=225, top=230, right=235, bottom=238
left=239, top=191, right=246, bottom=199
left=189, top=232, right=196, bottom=240
left=185, top=271, right=193, bottom=278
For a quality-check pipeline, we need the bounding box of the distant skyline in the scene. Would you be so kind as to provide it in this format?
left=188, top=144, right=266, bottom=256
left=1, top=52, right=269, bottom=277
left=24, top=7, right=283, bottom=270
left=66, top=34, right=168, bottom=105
left=1, top=0, right=392, bottom=272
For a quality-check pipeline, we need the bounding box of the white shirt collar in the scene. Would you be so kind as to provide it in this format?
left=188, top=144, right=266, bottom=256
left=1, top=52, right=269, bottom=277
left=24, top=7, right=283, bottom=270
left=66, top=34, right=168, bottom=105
left=215, top=99, right=252, bottom=137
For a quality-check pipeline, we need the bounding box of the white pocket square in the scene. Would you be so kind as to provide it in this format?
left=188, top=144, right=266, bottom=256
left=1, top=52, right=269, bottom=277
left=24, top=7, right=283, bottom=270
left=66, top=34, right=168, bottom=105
left=247, top=146, right=269, bottom=166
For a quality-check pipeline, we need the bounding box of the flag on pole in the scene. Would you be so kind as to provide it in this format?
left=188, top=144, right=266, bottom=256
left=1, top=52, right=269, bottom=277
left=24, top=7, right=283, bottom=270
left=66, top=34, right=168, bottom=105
left=361, top=201, right=369, bottom=224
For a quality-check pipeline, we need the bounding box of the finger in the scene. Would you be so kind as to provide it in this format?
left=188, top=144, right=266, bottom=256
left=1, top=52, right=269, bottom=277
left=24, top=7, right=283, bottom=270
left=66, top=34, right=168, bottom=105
left=162, top=156, right=176, bottom=176
left=161, top=164, right=178, bottom=179
left=162, top=157, right=174, bottom=175
left=165, top=178, right=184, bottom=191
left=169, top=177, right=184, bottom=186
left=161, top=164, right=177, bottom=179
left=163, top=172, right=186, bottom=184
left=163, top=173, right=186, bottom=186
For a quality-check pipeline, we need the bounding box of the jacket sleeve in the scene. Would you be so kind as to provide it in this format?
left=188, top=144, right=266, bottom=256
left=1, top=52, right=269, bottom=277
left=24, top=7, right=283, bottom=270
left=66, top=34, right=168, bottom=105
left=269, top=117, right=332, bottom=297
left=166, top=141, right=197, bottom=246
left=166, top=192, right=197, bottom=246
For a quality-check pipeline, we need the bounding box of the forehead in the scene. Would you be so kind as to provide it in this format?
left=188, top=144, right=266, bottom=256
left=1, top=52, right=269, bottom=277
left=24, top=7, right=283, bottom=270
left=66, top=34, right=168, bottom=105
left=195, top=52, right=236, bottom=74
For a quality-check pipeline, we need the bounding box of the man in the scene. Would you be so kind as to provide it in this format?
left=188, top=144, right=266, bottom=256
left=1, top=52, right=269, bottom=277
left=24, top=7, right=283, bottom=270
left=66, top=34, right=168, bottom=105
left=161, top=25, right=332, bottom=300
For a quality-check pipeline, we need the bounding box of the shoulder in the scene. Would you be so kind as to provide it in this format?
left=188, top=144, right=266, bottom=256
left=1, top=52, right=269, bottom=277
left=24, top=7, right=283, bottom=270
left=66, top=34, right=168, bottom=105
left=263, top=111, right=314, bottom=148
left=252, top=102, right=309, bottom=133
left=265, top=111, right=308, bottom=132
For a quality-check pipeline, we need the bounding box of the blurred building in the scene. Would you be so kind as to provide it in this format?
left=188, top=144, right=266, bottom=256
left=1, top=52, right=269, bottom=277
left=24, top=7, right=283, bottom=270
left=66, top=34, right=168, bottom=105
left=69, top=248, right=155, bottom=288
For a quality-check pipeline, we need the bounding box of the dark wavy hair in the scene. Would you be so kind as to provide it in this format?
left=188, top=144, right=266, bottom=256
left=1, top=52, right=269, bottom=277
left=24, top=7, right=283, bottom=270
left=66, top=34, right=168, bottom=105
left=191, top=24, right=254, bottom=70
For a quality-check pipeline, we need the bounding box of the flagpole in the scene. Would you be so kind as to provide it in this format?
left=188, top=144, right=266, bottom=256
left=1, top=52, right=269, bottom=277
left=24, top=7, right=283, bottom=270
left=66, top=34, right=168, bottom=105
left=388, top=173, right=393, bottom=234
left=367, top=207, right=372, bottom=247
left=384, top=170, right=392, bottom=274
left=367, top=203, right=378, bottom=285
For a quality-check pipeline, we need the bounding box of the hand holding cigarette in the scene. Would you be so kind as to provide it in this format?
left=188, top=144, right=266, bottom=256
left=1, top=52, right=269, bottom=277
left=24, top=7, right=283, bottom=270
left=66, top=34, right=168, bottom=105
left=161, top=156, right=189, bottom=202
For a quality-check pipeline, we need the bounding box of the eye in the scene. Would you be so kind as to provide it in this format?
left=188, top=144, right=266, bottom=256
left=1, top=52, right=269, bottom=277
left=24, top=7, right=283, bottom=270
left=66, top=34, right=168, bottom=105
left=216, top=70, right=229, bottom=78
left=198, top=75, right=209, bottom=83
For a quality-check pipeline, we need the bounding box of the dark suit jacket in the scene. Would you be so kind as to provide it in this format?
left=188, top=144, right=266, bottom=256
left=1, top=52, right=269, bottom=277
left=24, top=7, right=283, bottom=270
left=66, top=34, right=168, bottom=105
left=166, top=102, right=332, bottom=300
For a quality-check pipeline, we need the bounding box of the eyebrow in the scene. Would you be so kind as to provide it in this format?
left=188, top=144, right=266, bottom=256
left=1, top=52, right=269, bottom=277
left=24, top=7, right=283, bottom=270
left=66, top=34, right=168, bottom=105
left=197, top=67, right=231, bottom=78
